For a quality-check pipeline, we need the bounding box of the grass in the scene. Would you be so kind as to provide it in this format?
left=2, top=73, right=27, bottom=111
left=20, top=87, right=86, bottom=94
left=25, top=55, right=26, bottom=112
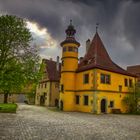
left=0, top=103, right=18, bottom=113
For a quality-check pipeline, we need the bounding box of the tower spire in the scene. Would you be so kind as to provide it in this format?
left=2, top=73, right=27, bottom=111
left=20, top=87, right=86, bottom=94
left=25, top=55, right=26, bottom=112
left=65, top=19, right=76, bottom=37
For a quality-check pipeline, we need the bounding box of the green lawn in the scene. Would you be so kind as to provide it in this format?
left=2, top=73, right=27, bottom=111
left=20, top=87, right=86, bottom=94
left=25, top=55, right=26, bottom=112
left=0, top=103, right=18, bottom=113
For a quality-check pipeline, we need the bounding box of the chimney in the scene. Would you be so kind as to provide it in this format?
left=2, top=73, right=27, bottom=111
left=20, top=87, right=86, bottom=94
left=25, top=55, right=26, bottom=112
left=79, top=57, right=83, bottom=63
left=56, top=56, right=59, bottom=71
left=86, top=39, right=90, bottom=53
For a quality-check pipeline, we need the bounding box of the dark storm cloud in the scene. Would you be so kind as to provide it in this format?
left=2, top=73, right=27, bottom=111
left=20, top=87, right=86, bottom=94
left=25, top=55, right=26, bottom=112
left=0, top=0, right=140, bottom=67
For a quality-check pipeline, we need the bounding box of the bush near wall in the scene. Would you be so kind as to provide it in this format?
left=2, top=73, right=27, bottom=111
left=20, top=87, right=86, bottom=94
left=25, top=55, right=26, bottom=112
left=0, top=103, right=17, bottom=113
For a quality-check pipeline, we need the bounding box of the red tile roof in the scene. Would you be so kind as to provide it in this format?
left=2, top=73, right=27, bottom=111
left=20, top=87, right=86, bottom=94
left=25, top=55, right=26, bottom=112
left=127, top=65, right=140, bottom=81
left=43, top=59, right=61, bottom=81
left=77, top=32, right=136, bottom=77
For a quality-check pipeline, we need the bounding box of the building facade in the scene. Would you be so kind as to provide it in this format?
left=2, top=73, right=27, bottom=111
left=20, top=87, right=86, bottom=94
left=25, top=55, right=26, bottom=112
left=35, top=58, right=60, bottom=107
left=59, top=22, right=137, bottom=114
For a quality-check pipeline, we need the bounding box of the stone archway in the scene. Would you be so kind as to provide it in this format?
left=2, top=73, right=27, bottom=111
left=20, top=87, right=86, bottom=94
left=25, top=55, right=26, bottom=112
left=101, top=99, right=106, bottom=113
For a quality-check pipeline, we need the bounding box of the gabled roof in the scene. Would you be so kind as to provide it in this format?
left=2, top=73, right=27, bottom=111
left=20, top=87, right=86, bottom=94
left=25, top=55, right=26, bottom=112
left=77, top=32, right=136, bottom=77
left=42, top=59, right=61, bottom=82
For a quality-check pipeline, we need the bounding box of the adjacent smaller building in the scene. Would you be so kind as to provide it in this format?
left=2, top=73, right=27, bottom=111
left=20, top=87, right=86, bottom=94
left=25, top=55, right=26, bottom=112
left=127, top=65, right=140, bottom=83
left=35, top=58, right=60, bottom=107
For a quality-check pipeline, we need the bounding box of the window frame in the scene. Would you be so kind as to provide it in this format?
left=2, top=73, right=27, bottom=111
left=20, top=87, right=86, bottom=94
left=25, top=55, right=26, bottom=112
left=124, top=78, right=128, bottom=87
left=63, top=47, right=67, bottom=52
left=83, top=95, right=89, bottom=106
left=100, top=73, right=111, bottom=84
left=68, top=46, right=73, bottom=52
left=75, top=95, right=80, bottom=105
left=129, top=79, right=133, bottom=87
left=83, top=73, right=89, bottom=84
left=110, top=101, right=114, bottom=108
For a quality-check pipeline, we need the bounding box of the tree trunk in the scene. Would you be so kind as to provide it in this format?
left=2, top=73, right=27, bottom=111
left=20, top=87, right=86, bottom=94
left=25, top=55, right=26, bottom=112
left=4, top=92, right=8, bottom=103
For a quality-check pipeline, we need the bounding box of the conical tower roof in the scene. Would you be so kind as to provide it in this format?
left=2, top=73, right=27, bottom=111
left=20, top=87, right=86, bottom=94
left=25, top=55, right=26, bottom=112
left=77, top=32, right=135, bottom=77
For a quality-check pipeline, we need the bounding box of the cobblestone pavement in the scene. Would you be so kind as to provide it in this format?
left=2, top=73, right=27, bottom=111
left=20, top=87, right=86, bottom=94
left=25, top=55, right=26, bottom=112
left=0, top=104, right=140, bottom=140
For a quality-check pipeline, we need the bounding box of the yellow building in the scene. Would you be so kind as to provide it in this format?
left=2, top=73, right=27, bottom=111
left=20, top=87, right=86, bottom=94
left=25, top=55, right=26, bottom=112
left=35, top=58, right=60, bottom=107
left=59, top=21, right=137, bottom=114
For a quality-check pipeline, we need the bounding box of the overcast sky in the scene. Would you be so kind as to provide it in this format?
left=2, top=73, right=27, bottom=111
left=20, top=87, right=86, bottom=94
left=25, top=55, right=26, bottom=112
left=0, top=0, right=140, bottom=69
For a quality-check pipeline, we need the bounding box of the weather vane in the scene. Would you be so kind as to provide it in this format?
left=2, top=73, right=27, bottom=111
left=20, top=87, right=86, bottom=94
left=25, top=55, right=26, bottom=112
left=70, top=19, right=72, bottom=25
left=96, top=23, right=99, bottom=32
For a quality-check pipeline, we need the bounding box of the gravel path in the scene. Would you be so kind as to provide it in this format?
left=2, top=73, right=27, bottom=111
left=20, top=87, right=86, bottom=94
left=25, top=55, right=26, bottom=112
left=0, top=104, right=140, bottom=140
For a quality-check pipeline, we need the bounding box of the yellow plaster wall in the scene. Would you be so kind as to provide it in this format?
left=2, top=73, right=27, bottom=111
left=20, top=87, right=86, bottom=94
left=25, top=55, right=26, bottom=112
left=75, top=92, right=93, bottom=112
left=60, top=91, right=75, bottom=111
left=75, top=70, right=94, bottom=90
left=97, top=69, right=136, bottom=92
left=97, top=92, right=129, bottom=113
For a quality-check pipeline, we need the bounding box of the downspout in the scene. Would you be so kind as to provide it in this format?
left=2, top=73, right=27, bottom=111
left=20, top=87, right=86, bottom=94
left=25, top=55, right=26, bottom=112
left=93, top=69, right=98, bottom=113
left=49, top=82, right=52, bottom=106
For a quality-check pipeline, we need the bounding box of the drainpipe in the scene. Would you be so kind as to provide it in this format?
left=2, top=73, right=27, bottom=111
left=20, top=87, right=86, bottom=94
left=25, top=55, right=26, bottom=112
left=49, top=82, right=52, bottom=107
left=93, top=69, right=98, bottom=114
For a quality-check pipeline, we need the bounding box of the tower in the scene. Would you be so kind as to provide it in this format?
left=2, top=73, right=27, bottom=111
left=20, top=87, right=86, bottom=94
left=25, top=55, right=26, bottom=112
left=59, top=20, right=80, bottom=111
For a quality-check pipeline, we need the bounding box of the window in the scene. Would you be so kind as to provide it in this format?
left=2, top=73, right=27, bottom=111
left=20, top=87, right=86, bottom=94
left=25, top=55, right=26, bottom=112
left=61, top=84, right=64, bottom=92
left=84, top=96, right=88, bottom=105
left=41, top=84, right=43, bottom=88
left=75, top=95, right=80, bottom=104
left=75, top=47, right=78, bottom=53
left=124, top=78, right=128, bottom=87
left=110, top=101, right=114, bottom=108
left=101, top=74, right=105, bottom=83
left=119, top=85, right=122, bottom=92
left=83, top=74, right=89, bottom=84
left=68, top=46, right=73, bottom=52
left=129, top=79, right=132, bottom=87
left=106, top=75, right=110, bottom=84
left=100, top=74, right=110, bottom=84
left=63, top=47, right=66, bottom=52
left=45, top=83, right=47, bottom=88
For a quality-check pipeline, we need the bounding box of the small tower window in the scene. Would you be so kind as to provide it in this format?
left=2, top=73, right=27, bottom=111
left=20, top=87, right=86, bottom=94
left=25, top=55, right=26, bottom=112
left=63, top=47, right=67, bottom=52
left=74, top=47, right=78, bottom=52
left=68, top=46, right=73, bottom=52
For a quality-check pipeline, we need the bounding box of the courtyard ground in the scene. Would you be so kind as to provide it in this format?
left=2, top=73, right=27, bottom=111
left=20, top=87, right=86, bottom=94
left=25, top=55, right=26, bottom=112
left=0, top=104, right=140, bottom=140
